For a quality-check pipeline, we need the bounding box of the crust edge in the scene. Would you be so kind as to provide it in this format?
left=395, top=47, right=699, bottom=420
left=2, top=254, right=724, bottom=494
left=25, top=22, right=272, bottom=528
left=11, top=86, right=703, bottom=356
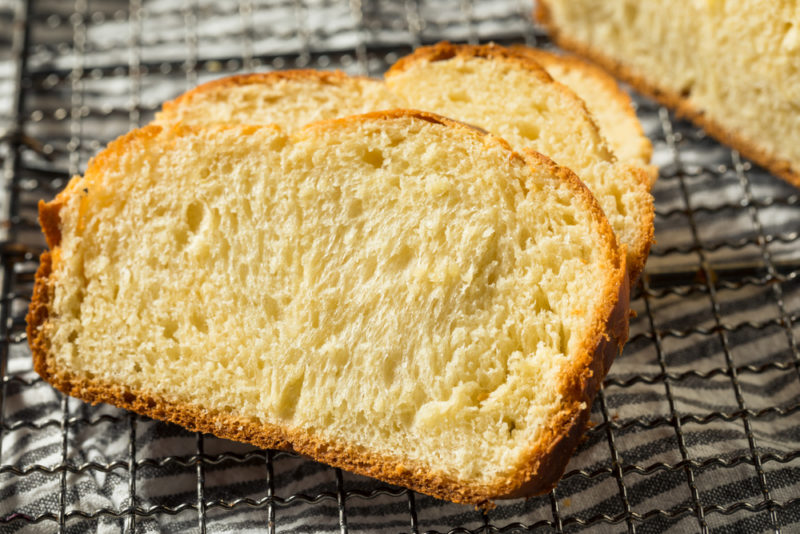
left=157, top=69, right=387, bottom=125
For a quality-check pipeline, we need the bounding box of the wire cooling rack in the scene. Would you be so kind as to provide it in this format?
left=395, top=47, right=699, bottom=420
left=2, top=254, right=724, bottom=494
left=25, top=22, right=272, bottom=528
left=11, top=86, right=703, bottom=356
left=1, top=1, right=799, bottom=532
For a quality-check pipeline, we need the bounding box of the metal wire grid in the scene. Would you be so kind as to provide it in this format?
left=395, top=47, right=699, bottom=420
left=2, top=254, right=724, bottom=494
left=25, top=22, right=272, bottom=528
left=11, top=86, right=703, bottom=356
left=0, top=0, right=799, bottom=532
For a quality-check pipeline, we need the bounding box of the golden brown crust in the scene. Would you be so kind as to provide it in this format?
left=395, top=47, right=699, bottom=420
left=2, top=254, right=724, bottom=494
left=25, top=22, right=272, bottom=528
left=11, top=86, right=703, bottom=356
left=27, top=251, right=54, bottom=380
left=295, top=108, right=507, bottom=155
left=26, top=110, right=628, bottom=507
left=37, top=200, right=63, bottom=250
left=505, top=149, right=629, bottom=498
left=536, top=2, right=799, bottom=188
left=387, top=41, right=555, bottom=84
left=618, top=162, right=654, bottom=287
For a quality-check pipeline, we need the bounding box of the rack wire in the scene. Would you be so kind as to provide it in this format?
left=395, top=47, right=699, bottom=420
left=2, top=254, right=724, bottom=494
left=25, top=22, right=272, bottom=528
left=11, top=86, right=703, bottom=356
left=0, top=0, right=799, bottom=532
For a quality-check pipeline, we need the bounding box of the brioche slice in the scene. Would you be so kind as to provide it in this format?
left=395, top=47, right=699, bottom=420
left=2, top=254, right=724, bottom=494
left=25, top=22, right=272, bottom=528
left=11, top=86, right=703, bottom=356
left=28, top=111, right=628, bottom=506
left=385, top=43, right=654, bottom=283
left=513, top=47, right=657, bottom=187
left=155, top=69, right=403, bottom=130
left=156, top=56, right=656, bottom=189
left=536, top=0, right=800, bottom=187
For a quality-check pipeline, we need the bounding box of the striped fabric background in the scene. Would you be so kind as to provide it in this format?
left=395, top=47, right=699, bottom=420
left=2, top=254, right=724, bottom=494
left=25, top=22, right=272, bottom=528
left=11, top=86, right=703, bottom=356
left=0, top=1, right=798, bottom=532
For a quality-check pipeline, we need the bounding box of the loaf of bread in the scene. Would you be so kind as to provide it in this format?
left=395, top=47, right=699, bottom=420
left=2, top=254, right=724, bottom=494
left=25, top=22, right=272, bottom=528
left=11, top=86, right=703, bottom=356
left=513, top=47, right=657, bottom=187
left=536, top=0, right=800, bottom=187
left=385, top=43, right=654, bottom=283
left=28, top=111, right=629, bottom=507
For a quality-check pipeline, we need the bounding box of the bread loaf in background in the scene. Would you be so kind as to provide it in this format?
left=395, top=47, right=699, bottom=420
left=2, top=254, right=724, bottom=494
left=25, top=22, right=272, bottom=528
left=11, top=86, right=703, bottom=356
left=537, top=0, right=800, bottom=187
left=28, top=111, right=629, bottom=507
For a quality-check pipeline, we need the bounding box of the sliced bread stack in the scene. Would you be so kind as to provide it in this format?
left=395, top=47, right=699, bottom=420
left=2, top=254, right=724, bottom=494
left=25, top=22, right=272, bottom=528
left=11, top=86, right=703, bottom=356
left=157, top=43, right=655, bottom=285
left=28, top=42, right=653, bottom=505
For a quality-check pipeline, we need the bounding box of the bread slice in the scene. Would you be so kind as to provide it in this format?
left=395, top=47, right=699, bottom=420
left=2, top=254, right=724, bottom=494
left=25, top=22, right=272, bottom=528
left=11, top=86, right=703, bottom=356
left=155, top=69, right=404, bottom=130
left=156, top=54, right=657, bottom=190
left=536, top=0, right=800, bottom=187
left=513, top=47, right=657, bottom=187
left=385, top=42, right=654, bottom=283
left=28, top=110, right=628, bottom=506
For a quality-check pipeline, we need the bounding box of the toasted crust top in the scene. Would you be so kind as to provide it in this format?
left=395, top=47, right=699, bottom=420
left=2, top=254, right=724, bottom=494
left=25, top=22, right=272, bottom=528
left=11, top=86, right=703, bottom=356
left=388, top=41, right=554, bottom=82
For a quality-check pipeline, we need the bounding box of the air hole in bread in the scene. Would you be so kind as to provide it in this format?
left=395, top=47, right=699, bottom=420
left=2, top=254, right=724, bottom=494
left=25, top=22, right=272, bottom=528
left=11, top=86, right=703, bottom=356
left=228, top=211, right=239, bottom=233
left=517, top=122, right=540, bottom=141
left=238, top=263, right=249, bottom=283
left=242, top=199, right=253, bottom=220
left=173, top=228, right=188, bottom=247
left=362, top=148, right=384, bottom=168
left=165, top=346, right=179, bottom=360
left=218, top=237, right=230, bottom=262
left=390, top=244, right=413, bottom=271
left=162, top=319, right=178, bottom=340
left=487, top=267, right=499, bottom=286
left=502, top=416, right=517, bottom=436
left=347, top=198, right=363, bottom=218
left=190, top=310, right=208, bottom=334
left=262, top=294, right=278, bottom=318
left=448, top=90, right=471, bottom=103
left=613, top=187, right=627, bottom=217
left=186, top=201, right=205, bottom=233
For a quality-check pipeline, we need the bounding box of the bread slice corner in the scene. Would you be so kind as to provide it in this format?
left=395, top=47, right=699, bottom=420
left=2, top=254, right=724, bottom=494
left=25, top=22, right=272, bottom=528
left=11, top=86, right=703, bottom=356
left=512, top=46, right=657, bottom=187
left=385, top=42, right=654, bottom=284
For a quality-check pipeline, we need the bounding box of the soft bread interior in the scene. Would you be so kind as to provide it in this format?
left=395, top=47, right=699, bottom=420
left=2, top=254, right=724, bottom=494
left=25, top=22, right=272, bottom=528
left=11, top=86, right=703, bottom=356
left=155, top=72, right=404, bottom=131
left=157, top=55, right=655, bottom=187
left=385, top=47, right=653, bottom=280
left=517, top=48, right=657, bottom=186
left=41, top=114, right=622, bottom=487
